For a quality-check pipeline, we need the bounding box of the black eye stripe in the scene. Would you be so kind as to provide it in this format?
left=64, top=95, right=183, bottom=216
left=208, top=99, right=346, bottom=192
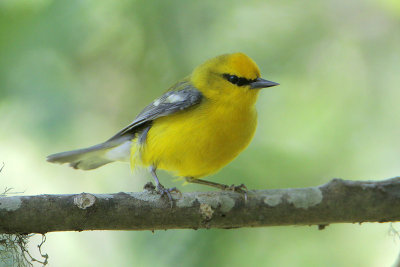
left=223, top=74, right=257, bottom=86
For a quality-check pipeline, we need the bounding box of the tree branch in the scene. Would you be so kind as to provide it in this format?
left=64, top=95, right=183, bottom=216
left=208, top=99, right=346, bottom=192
left=1, top=177, right=400, bottom=234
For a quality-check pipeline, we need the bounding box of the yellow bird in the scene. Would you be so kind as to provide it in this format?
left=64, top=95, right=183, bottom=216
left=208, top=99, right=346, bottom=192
left=47, top=53, right=279, bottom=200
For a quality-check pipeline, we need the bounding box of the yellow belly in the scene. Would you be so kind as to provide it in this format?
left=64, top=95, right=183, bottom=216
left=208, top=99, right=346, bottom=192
left=136, top=101, right=257, bottom=178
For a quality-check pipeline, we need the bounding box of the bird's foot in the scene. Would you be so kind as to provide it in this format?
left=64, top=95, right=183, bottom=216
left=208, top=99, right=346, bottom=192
left=227, top=183, right=247, bottom=192
left=183, top=177, right=248, bottom=202
left=156, top=184, right=182, bottom=207
left=226, top=183, right=248, bottom=202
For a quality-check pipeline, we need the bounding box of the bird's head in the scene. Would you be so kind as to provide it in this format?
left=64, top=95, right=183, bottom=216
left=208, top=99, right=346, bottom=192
left=191, top=53, right=279, bottom=104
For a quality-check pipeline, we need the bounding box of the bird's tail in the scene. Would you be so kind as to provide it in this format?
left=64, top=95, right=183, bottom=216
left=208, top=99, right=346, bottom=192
left=47, top=136, right=133, bottom=170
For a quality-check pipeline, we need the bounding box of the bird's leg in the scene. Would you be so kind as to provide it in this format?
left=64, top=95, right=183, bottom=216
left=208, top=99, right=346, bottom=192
left=149, top=166, right=181, bottom=206
left=185, top=177, right=248, bottom=201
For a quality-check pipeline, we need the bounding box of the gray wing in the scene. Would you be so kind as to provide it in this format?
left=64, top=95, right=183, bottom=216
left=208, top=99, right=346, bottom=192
left=107, top=82, right=203, bottom=142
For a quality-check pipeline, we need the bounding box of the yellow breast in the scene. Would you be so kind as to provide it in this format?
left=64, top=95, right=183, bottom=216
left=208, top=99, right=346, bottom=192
left=139, top=99, right=258, bottom=178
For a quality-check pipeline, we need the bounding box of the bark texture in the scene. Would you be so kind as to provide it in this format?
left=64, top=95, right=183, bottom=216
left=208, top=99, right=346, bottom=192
left=0, top=177, right=399, bottom=234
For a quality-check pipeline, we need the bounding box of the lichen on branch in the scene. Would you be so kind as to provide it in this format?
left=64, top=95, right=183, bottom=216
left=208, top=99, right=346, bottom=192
left=0, top=177, right=399, bottom=234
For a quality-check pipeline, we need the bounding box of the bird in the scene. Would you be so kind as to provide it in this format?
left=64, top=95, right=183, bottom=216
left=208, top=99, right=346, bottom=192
left=47, top=52, right=279, bottom=201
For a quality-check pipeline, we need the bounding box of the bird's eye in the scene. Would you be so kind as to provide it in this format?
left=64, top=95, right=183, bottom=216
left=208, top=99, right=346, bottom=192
left=223, top=73, right=256, bottom=86
left=223, top=74, right=239, bottom=85
left=228, top=75, right=239, bottom=84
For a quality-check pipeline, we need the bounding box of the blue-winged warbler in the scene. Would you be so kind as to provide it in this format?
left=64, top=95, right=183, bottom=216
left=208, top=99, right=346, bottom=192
left=47, top=53, right=279, bottom=199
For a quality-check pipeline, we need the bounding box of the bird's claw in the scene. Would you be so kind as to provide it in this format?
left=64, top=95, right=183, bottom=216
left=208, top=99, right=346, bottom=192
left=227, top=183, right=247, bottom=192
left=226, top=183, right=248, bottom=202
left=156, top=184, right=182, bottom=207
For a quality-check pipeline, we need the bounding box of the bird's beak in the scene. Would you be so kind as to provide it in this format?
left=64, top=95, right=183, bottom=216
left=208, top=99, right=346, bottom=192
left=250, top=78, right=279, bottom=89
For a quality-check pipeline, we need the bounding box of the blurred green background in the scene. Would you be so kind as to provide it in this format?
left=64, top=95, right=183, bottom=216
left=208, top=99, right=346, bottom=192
left=1, top=0, right=400, bottom=266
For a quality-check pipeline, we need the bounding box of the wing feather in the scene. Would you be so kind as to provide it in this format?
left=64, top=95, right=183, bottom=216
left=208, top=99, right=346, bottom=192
left=107, top=80, right=203, bottom=141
